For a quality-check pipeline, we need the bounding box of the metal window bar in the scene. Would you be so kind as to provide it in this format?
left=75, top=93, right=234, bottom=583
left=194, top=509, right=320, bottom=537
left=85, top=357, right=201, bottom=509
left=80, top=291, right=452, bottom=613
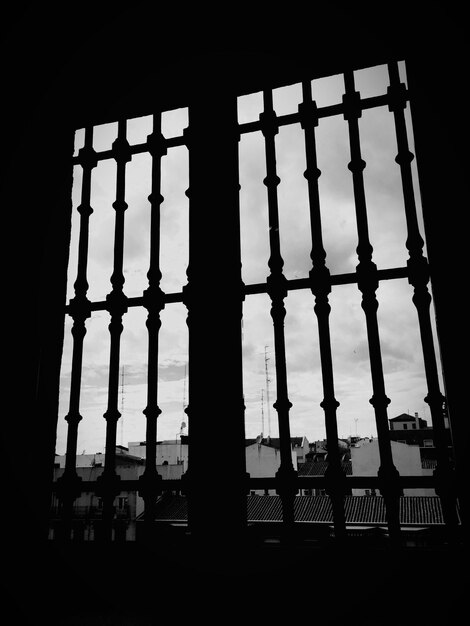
left=299, top=80, right=347, bottom=540
left=260, top=89, right=297, bottom=528
left=138, top=112, right=167, bottom=534
left=56, top=126, right=96, bottom=540
left=95, top=118, right=131, bottom=542
left=59, top=118, right=186, bottom=540
left=342, top=69, right=402, bottom=543
left=386, top=61, right=459, bottom=539
left=61, top=118, right=189, bottom=540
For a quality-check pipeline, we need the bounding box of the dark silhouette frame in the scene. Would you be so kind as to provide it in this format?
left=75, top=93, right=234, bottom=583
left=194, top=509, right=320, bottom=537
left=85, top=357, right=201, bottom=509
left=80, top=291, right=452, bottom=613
left=5, top=5, right=466, bottom=624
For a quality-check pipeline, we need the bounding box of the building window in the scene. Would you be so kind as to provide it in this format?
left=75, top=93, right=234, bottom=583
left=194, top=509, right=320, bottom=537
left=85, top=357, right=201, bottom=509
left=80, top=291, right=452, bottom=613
left=117, top=496, right=128, bottom=510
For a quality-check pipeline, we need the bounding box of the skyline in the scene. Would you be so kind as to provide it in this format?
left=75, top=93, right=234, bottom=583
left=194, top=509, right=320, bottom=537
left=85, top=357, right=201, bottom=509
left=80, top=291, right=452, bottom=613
left=56, top=61, right=443, bottom=458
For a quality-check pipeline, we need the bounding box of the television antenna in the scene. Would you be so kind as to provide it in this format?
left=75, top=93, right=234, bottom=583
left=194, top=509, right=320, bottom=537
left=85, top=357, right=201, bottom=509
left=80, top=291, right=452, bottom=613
left=120, top=366, right=125, bottom=446
left=260, top=388, right=265, bottom=437
left=264, top=346, right=272, bottom=437
left=183, top=362, right=188, bottom=413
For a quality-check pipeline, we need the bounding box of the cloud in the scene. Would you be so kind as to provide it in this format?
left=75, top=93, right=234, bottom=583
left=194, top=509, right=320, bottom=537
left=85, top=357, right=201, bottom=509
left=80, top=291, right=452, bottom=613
left=59, top=64, right=436, bottom=451
left=158, top=359, right=187, bottom=382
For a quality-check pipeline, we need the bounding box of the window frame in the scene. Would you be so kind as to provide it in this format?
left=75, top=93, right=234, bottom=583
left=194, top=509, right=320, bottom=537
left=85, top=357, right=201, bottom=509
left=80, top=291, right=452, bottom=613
left=31, top=48, right=464, bottom=548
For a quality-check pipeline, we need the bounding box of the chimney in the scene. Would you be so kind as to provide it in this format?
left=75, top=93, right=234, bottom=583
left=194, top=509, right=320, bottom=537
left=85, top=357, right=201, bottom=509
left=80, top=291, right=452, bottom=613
left=415, top=412, right=419, bottom=429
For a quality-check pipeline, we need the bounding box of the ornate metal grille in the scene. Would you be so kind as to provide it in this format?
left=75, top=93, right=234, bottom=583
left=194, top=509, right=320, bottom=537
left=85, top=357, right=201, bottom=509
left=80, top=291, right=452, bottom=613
left=54, top=60, right=460, bottom=545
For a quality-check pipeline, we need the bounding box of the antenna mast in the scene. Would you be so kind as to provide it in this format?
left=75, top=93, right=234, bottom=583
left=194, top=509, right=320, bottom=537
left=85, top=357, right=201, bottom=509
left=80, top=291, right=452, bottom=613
left=264, top=345, right=272, bottom=437
left=183, top=363, right=187, bottom=413
left=120, top=366, right=125, bottom=447
left=261, top=388, right=265, bottom=437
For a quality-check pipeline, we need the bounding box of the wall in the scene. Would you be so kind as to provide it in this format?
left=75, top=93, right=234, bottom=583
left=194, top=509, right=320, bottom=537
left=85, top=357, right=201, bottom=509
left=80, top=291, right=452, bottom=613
left=51, top=463, right=184, bottom=540
left=128, top=441, right=189, bottom=471
left=293, top=437, right=310, bottom=466
left=245, top=443, right=297, bottom=495
left=56, top=453, right=105, bottom=468
left=350, top=438, right=433, bottom=496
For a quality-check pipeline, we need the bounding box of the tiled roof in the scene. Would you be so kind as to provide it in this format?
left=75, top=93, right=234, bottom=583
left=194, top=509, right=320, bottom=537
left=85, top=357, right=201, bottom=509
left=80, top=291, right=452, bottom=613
left=154, top=495, right=188, bottom=521
left=151, top=495, right=447, bottom=526
left=298, top=460, right=352, bottom=476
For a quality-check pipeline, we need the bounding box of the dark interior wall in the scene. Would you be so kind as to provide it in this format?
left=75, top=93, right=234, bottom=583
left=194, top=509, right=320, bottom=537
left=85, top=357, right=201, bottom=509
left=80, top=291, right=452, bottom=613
left=3, top=3, right=466, bottom=623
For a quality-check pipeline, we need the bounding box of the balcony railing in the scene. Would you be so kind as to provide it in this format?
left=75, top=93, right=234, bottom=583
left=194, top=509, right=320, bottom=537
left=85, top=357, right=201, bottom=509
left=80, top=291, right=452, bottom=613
left=50, top=504, right=130, bottom=520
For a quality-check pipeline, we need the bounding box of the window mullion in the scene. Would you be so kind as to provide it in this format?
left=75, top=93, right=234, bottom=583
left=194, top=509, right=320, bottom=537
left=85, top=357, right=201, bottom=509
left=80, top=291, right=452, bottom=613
left=183, top=89, right=247, bottom=542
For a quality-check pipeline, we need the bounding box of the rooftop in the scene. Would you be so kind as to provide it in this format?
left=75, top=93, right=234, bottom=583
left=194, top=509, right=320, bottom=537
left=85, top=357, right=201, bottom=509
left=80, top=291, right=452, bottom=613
left=246, top=436, right=305, bottom=449
left=389, top=413, right=427, bottom=424
left=298, top=460, right=352, bottom=476
left=149, top=495, right=449, bottom=527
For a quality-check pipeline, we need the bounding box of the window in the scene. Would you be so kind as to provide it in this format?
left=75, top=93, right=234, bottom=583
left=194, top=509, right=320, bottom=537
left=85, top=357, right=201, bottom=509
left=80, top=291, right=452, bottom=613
left=117, top=496, right=128, bottom=510
left=51, top=58, right=460, bottom=547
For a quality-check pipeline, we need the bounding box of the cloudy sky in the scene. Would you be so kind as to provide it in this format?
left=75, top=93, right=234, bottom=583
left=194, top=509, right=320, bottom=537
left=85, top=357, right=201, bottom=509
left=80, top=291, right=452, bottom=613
left=56, top=62, right=443, bottom=457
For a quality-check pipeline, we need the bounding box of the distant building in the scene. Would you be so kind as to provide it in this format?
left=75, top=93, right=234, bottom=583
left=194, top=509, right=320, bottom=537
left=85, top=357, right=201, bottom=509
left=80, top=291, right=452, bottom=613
left=50, top=446, right=183, bottom=541
left=388, top=411, right=453, bottom=466
left=350, top=437, right=435, bottom=496
left=245, top=436, right=299, bottom=495
left=298, top=458, right=352, bottom=496
left=246, top=435, right=309, bottom=463
left=128, top=437, right=189, bottom=471
left=54, top=445, right=144, bottom=469
left=290, top=436, right=310, bottom=466
left=389, top=412, right=428, bottom=432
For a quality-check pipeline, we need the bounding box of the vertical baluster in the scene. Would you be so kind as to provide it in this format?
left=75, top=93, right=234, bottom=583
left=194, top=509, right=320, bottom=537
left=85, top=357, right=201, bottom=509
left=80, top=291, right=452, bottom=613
left=138, top=113, right=167, bottom=538
left=343, top=71, right=402, bottom=542
left=387, top=62, right=459, bottom=538
left=260, top=89, right=297, bottom=530
left=56, top=127, right=96, bottom=540
left=299, top=81, right=347, bottom=540
left=96, top=119, right=131, bottom=541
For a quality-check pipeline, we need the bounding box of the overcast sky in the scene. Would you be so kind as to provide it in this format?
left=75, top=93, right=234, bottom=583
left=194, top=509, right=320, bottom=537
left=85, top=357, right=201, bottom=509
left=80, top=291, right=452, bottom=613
left=56, top=62, right=443, bottom=457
